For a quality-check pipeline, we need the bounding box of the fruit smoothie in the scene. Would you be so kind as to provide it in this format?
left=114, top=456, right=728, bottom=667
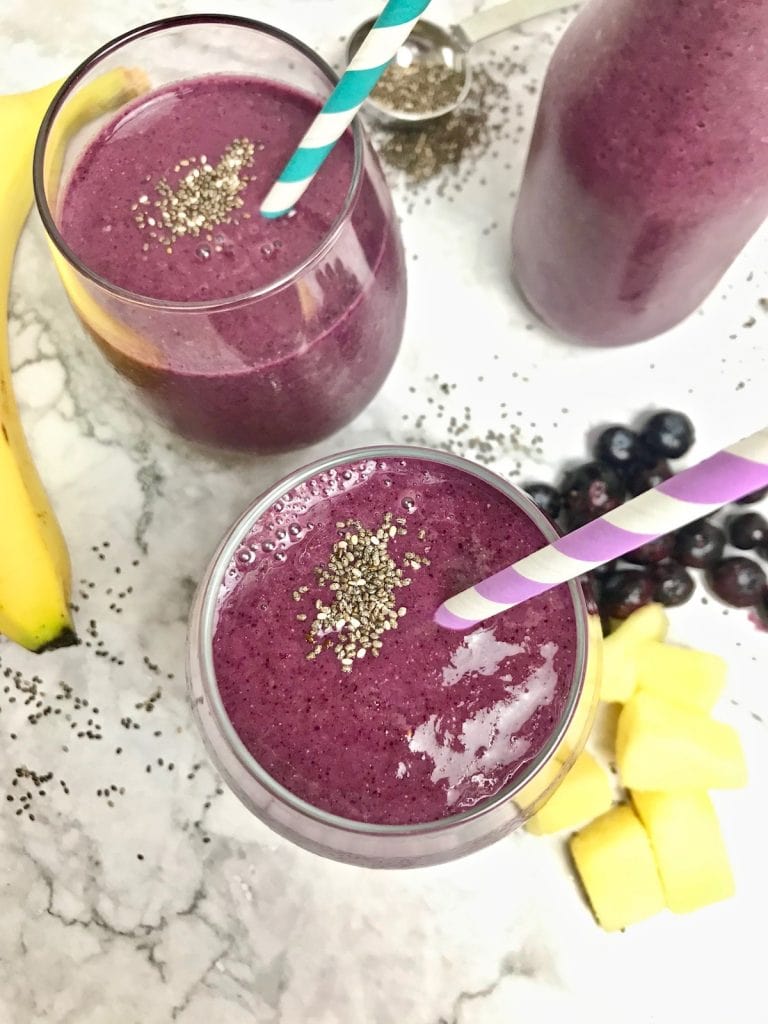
left=211, top=455, right=579, bottom=825
left=512, top=0, right=768, bottom=345
left=57, top=74, right=405, bottom=450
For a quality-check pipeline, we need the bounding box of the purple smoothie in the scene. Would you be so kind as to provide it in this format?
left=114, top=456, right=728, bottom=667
left=58, top=75, right=405, bottom=450
left=512, top=0, right=768, bottom=345
left=212, top=456, right=578, bottom=825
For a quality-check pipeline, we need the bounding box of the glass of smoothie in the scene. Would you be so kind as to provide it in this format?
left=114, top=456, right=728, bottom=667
left=187, top=446, right=602, bottom=867
left=34, top=16, right=406, bottom=452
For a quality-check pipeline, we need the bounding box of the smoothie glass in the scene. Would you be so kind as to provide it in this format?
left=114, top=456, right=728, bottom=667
left=34, top=16, right=407, bottom=452
left=187, top=446, right=602, bottom=868
left=512, top=0, right=768, bottom=346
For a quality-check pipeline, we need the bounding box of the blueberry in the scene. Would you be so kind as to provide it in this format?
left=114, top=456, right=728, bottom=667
left=652, top=562, right=695, bottom=607
left=624, top=534, right=676, bottom=565
left=560, top=462, right=625, bottom=529
left=524, top=482, right=561, bottom=521
left=640, top=410, right=695, bottom=460
left=625, top=458, right=672, bottom=496
left=590, top=560, right=617, bottom=581
left=588, top=560, right=616, bottom=603
left=600, top=569, right=654, bottom=620
left=707, top=556, right=767, bottom=608
left=728, top=512, right=768, bottom=551
left=674, top=520, right=725, bottom=568
left=594, top=426, right=653, bottom=473
left=735, top=485, right=768, bottom=506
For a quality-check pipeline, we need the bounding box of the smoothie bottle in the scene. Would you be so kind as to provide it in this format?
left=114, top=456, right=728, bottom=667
left=187, top=447, right=602, bottom=867
left=511, top=0, right=768, bottom=346
left=35, top=17, right=406, bottom=451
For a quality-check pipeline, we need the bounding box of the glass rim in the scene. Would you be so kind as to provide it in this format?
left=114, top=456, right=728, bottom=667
left=192, top=444, right=591, bottom=838
left=32, top=13, right=365, bottom=313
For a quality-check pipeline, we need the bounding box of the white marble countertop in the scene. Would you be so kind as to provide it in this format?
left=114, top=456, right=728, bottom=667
left=1, top=1, right=767, bottom=1021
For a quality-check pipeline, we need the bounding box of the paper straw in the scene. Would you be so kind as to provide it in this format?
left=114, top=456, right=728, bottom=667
left=260, top=0, right=434, bottom=218
left=435, top=427, right=768, bottom=630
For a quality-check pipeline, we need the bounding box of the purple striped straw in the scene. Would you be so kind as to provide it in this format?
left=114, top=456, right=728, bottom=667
left=435, top=427, right=768, bottom=630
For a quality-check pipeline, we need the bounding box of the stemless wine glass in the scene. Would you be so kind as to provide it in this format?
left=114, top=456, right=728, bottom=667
left=187, top=446, right=603, bottom=868
left=34, top=15, right=407, bottom=452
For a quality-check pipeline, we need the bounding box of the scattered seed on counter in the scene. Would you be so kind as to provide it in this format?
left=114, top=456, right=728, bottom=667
left=400, top=372, right=543, bottom=473
left=0, top=542, right=225, bottom=848
left=135, top=688, right=162, bottom=713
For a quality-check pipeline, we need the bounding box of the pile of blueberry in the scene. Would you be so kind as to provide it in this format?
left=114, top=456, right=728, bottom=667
left=524, top=410, right=768, bottom=624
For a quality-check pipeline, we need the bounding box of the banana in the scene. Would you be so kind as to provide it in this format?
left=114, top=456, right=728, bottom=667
left=0, top=67, right=147, bottom=652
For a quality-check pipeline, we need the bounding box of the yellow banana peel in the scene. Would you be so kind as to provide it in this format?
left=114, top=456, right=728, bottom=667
left=0, top=66, right=147, bottom=651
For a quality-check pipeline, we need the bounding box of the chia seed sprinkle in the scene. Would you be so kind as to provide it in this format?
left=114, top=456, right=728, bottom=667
left=374, top=65, right=507, bottom=186
left=134, top=138, right=255, bottom=251
left=302, top=513, right=429, bottom=672
left=372, top=61, right=465, bottom=116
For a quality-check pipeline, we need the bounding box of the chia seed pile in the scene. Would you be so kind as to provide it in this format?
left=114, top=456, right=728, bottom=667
left=372, top=60, right=465, bottom=115
left=133, top=137, right=256, bottom=253
left=374, top=67, right=507, bottom=186
left=300, top=513, right=430, bottom=671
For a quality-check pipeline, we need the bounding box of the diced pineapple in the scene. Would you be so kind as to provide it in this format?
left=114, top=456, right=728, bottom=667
left=636, top=642, right=726, bottom=712
left=569, top=804, right=665, bottom=931
left=515, top=753, right=563, bottom=810
left=609, top=603, right=669, bottom=645
left=600, top=633, right=639, bottom=703
left=616, top=691, right=747, bottom=791
left=600, top=603, right=670, bottom=703
left=527, top=752, right=613, bottom=834
left=631, top=790, right=734, bottom=913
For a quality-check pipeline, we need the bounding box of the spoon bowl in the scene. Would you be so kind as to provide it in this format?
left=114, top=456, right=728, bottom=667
left=347, top=17, right=472, bottom=125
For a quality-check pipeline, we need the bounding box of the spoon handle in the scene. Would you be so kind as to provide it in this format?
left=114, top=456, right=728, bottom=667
left=455, top=0, right=572, bottom=49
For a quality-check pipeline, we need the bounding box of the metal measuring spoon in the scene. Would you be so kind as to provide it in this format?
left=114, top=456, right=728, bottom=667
left=347, top=0, right=571, bottom=125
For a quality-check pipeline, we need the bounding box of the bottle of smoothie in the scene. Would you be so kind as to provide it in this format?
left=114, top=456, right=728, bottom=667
left=188, top=447, right=601, bottom=867
left=35, top=18, right=406, bottom=451
left=511, top=0, right=768, bottom=346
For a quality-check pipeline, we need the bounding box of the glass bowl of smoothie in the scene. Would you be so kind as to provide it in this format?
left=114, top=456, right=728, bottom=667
left=187, top=446, right=602, bottom=868
left=33, top=16, right=406, bottom=452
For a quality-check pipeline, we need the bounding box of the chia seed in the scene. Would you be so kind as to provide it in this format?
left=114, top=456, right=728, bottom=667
left=134, top=138, right=255, bottom=251
left=301, top=513, right=429, bottom=672
left=372, top=61, right=464, bottom=116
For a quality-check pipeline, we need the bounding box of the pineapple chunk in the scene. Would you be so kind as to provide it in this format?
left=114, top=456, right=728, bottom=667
left=616, top=691, right=747, bottom=791
left=600, top=633, right=639, bottom=703
left=527, top=752, right=612, bottom=834
left=570, top=804, right=665, bottom=931
left=609, top=603, right=669, bottom=645
left=636, top=642, right=726, bottom=712
left=631, top=790, right=734, bottom=913
left=600, top=603, right=670, bottom=703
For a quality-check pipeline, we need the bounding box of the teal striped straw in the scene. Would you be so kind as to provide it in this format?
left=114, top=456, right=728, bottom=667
left=261, top=0, right=434, bottom=218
